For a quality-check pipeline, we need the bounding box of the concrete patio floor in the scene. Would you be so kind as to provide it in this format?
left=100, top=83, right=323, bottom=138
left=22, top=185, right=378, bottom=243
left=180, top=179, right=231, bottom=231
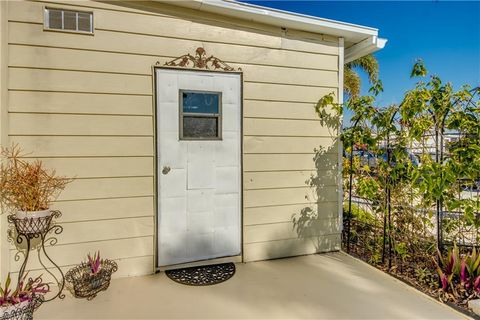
left=37, top=252, right=468, bottom=319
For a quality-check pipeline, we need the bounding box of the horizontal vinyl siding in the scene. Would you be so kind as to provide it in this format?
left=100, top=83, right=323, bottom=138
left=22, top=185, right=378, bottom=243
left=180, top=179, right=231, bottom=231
left=11, top=256, right=154, bottom=279
left=8, top=217, right=153, bottom=250
left=8, top=0, right=339, bottom=56
left=244, top=187, right=338, bottom=208
left=244, top=234, right=341, bottom=262
left=9, top=91, right=153, bottom=115
left=6, top=0, right=341, bottom=273
left=244, top=118, right=338, bottom=137
left=8, top=45, right=338, bottom=87
left=244, top=202, right=339, bottom=226
left=9, top=113, right=153, bottom=136
left=9, top=22, right=338, bottom=71
left=51, top=197, right=154, bottom=223
left=34, top=157, right=154, bottom=178
left=244, top=170, right=336, bottom=190
left=10, top=136, right=154, bottom=157
left=8, top=68, right=152, bottom=95
left=244, top=153, right=338, bottom=172
left=244, top=100, right=322, bottom=120
left=57, top=177, right=154, bottom=201
left=244, top=137, right=338, bottom=154
left=245, top=219, right=340, bottom=244
left=10, top=238, right=153, bottom=278
left=7, top=63, right=335, bottom=101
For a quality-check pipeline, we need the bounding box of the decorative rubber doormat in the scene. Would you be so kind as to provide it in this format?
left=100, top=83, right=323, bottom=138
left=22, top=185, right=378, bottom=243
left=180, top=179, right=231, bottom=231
left=165, top=263, right=235, bottom=286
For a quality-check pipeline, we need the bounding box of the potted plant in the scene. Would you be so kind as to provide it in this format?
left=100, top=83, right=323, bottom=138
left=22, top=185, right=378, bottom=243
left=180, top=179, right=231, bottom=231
left=87, top=252, right=104, bottom=290
left=65, top=252, right=118, bottom=300
left=0, top=145, right=72, bottom=235
left=0, top=273, right=49, bottom=319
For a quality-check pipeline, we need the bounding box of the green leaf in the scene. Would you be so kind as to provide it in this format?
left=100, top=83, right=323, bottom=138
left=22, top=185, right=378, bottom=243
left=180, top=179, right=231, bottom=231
left=410, top=59, right=428, bottom=78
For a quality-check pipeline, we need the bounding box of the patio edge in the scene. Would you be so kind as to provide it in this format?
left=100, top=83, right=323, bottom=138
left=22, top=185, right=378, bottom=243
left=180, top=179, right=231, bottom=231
left=338, top=251, right=473, bottom=320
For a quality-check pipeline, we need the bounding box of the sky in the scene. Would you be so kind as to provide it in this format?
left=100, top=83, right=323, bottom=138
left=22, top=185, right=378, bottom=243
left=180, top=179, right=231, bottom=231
left=241, top=1, right=480, bottom=124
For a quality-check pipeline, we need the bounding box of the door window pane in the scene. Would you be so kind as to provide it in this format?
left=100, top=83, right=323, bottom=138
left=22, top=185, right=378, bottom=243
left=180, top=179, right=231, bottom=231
left=182, top=92, right=219, bottom=114
left=180, top=90, right=221, bottom=140
left=183, top=117, right=218, bottom=138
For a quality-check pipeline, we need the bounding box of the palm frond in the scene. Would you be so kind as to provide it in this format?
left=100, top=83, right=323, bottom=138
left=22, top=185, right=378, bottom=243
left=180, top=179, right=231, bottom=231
left=346, top=54, right=379, bottom=83
left=344, top=67, right=361, bottom=98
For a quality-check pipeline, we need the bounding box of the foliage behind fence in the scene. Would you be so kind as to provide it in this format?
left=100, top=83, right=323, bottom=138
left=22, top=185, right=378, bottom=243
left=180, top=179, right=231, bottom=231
left=318, top=61, right=479, bottom=287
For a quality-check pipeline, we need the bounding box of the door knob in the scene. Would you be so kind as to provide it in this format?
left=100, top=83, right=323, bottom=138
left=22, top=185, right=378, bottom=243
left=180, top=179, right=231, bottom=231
left=162, top=166, right=171, bottom=175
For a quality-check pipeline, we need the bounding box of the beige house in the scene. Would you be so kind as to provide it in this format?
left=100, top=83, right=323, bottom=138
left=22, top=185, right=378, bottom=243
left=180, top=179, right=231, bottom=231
left=0, top=0, right=385, bottom=280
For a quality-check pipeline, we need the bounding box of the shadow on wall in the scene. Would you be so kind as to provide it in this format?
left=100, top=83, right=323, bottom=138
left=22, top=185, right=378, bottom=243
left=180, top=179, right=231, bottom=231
left=292, top=101, right=341, bottom=252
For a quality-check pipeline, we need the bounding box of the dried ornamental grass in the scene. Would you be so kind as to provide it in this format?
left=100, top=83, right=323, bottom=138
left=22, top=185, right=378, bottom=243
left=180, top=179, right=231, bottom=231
left=0, top=145, right=73, bottom=212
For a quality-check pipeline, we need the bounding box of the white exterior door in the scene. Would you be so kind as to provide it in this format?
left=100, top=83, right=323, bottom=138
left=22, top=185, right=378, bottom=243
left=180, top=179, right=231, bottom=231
left=156, top=69, right=242, bottom=267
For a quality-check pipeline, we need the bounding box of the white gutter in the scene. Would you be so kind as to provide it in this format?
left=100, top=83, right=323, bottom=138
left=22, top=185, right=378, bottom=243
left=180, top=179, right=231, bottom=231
left=157, top=0, right=387, bottom=61
left=344, top=36, right=387, bottom=63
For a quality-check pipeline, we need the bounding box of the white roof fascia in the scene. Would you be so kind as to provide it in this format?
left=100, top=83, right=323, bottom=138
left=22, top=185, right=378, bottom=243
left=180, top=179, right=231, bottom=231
left=344, top=36, right=387, bottom=63
left=156, top=0, right=387, bottom=61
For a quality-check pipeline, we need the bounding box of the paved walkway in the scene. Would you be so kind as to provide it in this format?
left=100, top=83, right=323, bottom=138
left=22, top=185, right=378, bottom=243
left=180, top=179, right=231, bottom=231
left=37, top=252, right=469, bottom=319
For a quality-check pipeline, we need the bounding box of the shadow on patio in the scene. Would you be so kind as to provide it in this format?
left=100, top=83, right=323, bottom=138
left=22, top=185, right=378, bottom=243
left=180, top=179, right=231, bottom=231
left=36, top=252, right=467, bottom=319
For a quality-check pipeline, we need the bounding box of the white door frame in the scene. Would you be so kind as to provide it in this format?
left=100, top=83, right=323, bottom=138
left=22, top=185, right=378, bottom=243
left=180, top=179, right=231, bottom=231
left=153, top=66, right=244, bottom=270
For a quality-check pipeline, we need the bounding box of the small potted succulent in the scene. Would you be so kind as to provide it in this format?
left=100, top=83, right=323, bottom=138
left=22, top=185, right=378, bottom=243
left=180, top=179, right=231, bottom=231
left=0, top=273, right=49, bottom=319
left=0, top=145, right=72, bottom=235
left=65, top=252, right=118, bottom=300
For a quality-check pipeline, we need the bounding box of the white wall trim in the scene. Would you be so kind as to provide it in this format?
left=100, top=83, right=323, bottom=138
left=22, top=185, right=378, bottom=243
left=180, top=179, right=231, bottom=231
left=0, top=0, right=9, bottom=282
left=338, top=37, right=344, bottom=233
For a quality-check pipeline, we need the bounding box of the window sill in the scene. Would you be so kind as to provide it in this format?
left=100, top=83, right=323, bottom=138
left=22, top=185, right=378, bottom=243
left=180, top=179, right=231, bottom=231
left=43, top=27, right=94, bottom=36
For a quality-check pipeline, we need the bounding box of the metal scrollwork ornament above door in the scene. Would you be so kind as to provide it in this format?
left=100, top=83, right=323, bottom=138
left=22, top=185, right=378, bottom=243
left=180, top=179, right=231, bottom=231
left=160, top=47, right=241, bottom=72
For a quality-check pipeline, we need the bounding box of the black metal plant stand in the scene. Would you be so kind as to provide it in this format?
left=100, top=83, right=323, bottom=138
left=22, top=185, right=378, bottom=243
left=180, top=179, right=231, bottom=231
left=7, top=210, right=65, bottom=302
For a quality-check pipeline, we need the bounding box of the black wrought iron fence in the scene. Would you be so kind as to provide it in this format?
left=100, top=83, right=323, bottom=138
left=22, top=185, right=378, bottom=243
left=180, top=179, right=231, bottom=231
left=342, top=87, right=480, bottom=272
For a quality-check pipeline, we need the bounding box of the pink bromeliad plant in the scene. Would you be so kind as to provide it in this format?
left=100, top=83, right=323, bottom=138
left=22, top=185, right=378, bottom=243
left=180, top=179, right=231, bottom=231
left=87, top=252, right=103, bottom=275
left=435, top=245, right=480, bottom=299
left=434, top=245, right=460, bottom=295
left=0, top=273, right=49, bottom=307
left=460, top=247, right=480, bottom=294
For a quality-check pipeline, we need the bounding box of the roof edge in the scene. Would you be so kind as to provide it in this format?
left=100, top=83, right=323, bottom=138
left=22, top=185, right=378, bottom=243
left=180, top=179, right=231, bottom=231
left=154, top=0, right=386, bottom=61
left=156, top=0, right=379, bottom=40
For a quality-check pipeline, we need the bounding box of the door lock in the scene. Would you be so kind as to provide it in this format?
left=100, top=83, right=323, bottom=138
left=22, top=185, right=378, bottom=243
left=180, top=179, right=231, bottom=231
left=162, top=166, right=171, bottom=175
